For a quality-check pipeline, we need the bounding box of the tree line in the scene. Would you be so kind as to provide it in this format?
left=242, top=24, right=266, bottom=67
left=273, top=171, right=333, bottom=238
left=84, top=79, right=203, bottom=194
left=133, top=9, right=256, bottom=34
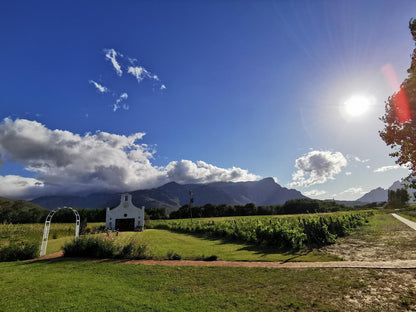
left=169, top=199, right=365, bottom=219
left=1, top=198, right=385, bottom=224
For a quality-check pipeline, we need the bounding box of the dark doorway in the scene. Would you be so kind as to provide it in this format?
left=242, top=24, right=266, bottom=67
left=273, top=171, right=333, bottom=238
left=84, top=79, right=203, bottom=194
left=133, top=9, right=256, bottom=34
left=115, top=218, right=135, bottom=231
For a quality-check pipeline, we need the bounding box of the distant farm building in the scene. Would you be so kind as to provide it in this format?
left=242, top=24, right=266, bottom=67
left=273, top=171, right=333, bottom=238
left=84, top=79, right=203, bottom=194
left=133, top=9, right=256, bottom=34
left=105, top=193, right=144, bottom=231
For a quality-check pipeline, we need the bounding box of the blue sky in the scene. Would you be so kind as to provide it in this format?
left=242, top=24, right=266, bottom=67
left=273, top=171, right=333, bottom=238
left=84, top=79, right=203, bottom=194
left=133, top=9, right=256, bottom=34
left=0, top=0, right=415, bottom=200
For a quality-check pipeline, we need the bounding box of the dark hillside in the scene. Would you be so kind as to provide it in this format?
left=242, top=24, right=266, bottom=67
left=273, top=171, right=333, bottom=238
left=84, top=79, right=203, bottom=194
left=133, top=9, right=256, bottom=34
left=0, top=197, right=48, bottom=223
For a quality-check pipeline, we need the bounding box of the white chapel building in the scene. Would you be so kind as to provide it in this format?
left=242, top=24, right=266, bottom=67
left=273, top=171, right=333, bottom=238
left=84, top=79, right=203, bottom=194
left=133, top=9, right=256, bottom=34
left=106, top=193, right=144, bottom=231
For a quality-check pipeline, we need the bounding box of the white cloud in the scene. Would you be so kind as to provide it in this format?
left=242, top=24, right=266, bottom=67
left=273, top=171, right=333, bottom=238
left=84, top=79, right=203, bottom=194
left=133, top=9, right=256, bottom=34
left=113, top=93, right=129, bottom=112
left=128, top=66, right=152, bottom=83
left=93, top=49, right=166, bottom=112
left=89, top=80, right=108, bottom=93
left=303, top=189, right=327, bottom=197
left=165, top=160, right=260, bottom=184
left=112, top=104, right=120, bottom=112
left=104, top=48, right=123, bottom=76
left=289, top=150, right=347, bottom=187
left=373, top=165, right=402, bottom=173
left=345, top=171, right=352, bottom=176
left=353, top=156, right=370, bottom=163
left=0, top=175, right=44, bottom=199
left=0, top=119, right=259, bottom=199
left=337, top=187, right=366, bottom=196
left=127, top=66, right=163, bottom=86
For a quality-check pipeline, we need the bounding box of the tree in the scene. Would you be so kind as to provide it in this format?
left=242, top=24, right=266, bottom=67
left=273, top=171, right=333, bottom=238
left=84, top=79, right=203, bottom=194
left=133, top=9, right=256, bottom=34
left=387, top=188, right=410, bottom=208
left=380, top=19, right=416, bottom=186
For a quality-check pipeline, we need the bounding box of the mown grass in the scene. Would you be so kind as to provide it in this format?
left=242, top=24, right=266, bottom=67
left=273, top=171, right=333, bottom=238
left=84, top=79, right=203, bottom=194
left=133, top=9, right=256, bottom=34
left=115, top=229, right=339, bottom=262
left=1, top=259, right=410, bottom=312
left=398, top=206, right=416, bottom=222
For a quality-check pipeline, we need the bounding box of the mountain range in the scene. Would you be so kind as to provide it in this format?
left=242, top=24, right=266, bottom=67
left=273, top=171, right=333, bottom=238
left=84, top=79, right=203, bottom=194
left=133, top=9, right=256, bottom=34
left=31, top=177, right=306, bottom=212
left=357, top=181, right=415, bottom=203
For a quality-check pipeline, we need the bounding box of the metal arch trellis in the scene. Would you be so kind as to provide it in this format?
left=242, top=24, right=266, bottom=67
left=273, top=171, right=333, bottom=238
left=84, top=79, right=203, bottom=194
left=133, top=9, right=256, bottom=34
left=39, top=207, right=80, bottom=257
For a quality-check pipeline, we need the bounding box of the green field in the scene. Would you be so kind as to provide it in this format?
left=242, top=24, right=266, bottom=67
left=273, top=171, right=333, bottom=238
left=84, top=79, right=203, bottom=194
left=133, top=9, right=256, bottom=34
left=0, top=223, right=105, bottom=257
left=0, top=211, right=372, bottom=261
left=2, top=212, right=416, bottom=311
left=0, top=260, right=414, bottom=312
left=115, top=229, right=339, bottom=262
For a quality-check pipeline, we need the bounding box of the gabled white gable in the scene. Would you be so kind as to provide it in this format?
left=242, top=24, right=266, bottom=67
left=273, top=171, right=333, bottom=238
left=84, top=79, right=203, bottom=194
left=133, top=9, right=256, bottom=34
left=105, top=193, right=144, bottom=231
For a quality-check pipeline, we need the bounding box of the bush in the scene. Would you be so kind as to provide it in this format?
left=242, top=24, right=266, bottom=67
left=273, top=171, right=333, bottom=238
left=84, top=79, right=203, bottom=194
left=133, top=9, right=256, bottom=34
left=0, top=241, right=39, bottom=262
left=62, top=236, right=150, bottom=259
left=167, top=250, right=181, bottom=260
left=63, top=236, right=115, bottom=258
left=116, top=238, right=150, bottom=260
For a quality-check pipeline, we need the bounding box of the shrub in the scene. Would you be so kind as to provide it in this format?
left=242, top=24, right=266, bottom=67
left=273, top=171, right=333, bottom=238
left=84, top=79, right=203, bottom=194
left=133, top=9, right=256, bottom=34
left=62, top=236, right=150, bottom=259
left=116, top=238, right=150, bottom=260
left=203, top=255, right=217, bottom=261
left=167, top=250, right=181, bottom=260
left=0, top=241, right=39, bottom=262
left=63, top=236, right=115, bottom=258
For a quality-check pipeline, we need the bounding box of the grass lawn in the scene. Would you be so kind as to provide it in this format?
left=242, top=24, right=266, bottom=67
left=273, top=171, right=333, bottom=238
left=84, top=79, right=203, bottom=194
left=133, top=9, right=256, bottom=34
left=0, top=260, right=414, bottom=312
left=115, top=229, right=339, bottom=262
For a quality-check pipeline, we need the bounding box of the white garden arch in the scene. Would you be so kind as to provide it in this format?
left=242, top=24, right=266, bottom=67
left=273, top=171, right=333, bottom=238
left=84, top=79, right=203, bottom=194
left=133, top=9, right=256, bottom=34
left=39, top=207, right=80, bottom=256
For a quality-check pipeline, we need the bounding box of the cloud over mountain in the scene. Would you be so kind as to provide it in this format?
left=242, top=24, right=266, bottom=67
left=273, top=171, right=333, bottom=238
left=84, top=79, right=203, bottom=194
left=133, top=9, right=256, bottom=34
left=289, top=150, right=347, bottom=187
left=165, top=160, right=260, bottom=184
left=0, top=119, right=259, bottom=199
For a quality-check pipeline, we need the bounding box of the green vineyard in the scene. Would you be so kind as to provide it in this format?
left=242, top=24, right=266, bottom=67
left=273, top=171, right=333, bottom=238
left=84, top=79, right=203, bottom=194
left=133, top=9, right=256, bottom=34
left=149, top=211, right=374, bottom=250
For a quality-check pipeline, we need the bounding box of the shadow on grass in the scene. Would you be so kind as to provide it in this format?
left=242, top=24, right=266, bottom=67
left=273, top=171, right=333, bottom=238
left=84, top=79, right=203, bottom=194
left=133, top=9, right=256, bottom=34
left=170, top=230, right=312, bottom=260
left=23, top=255, right=135, bottom=265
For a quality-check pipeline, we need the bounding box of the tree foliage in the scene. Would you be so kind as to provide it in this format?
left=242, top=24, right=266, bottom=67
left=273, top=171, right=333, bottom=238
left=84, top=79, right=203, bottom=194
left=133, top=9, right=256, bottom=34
left=387, top=188, right=410, bottom=208
left=169, top=199, right=353, bottom=219
left=380, top=19, right=416, bottom=182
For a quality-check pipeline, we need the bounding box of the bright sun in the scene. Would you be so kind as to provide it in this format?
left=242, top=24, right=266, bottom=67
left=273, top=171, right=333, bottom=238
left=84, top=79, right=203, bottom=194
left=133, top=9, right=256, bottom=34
left=343, top=95, right=373, bottom=117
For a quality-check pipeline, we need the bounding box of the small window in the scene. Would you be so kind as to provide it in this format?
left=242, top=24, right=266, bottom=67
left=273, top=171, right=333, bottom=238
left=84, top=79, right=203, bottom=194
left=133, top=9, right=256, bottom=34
left=125, top=195, right=128, bottom=202
left=124, top=213, right=127, bottom=217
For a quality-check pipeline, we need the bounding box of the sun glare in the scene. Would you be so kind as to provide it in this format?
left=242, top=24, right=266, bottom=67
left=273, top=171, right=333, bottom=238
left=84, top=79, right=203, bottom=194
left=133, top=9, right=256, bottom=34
left=343, top=95, right=372, bottom=117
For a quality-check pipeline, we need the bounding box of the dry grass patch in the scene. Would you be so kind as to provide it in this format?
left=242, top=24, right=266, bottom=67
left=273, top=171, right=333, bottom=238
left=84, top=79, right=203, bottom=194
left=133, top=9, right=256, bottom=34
left=322, top=213, right=416, bottom=261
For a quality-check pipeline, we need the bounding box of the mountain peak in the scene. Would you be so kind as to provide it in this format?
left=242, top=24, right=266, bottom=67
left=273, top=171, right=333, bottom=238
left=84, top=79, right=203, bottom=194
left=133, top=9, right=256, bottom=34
left=259, top=177, right=277, bottom=184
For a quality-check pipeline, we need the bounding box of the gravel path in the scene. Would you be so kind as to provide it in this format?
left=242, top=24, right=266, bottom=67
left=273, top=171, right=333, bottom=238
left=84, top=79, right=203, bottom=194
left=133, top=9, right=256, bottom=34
left=391, top=213, right=416, bottom=230
left=36, top=252, right=416, bottom=269
left=124, top=259, right=416, bottom=269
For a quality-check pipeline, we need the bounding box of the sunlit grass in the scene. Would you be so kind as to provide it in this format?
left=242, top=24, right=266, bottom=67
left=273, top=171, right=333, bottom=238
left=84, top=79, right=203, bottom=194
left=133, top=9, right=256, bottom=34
left=113, top=229, right=339, bottom=262
left=0, top=260, right=413, bottom=312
